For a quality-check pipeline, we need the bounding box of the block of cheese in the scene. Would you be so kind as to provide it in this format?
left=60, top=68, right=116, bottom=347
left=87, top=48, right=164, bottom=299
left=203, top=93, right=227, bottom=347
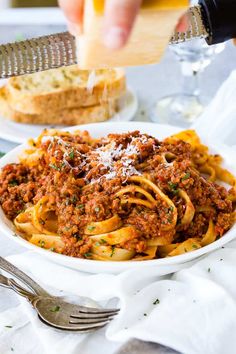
left=76, top=0, right=188, bottom=69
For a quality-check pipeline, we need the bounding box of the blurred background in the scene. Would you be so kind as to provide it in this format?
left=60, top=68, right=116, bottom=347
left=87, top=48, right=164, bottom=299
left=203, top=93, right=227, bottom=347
left=0, top=1, right=236, bottom=127
left=1, top=0, right=57, bottom=7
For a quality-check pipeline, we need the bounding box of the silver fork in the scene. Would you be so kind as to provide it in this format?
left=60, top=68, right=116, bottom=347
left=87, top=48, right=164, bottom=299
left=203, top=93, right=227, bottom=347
left=0, top=257, right=119, bottom=331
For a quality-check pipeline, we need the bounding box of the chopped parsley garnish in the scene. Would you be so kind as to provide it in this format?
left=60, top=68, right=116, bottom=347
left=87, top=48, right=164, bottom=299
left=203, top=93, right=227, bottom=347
left=8, top=179, right=18, bottom=187
left=167, top=216, right=172, bottom=223
left=110, top=245, right=115, bottom=257
left=78, top=204, right=85, bottom=209
left=66, top=196, right=77, bottom=206
left=0, top=151, right=5, bottom=158
left=5, top=325, right=12, bottom=328
left=153, top=298, right=160, bottom=305
left=87, top=225, right=96, bottom=231
left=69, top=150, right=75, bottom=159
left=49, top=163, right=61, bottom=171
left=38, top=240, right=45, bottom=248
left=95, top=207, right=100, bottom=213
left=169, top=206, right=174, bottom=212
left=71, top=196, right=77, bottom=204
left=168, top=181, right=179, bottom=195
left=101, top=239, right=106, bottom=244
left=168, top=182, right=178, bottom=189
left=192, top=244, right=198, bottom=249
left=95, top=242, right=100, bottom=247
left=84, top=252, right=92, bottom=258
left=50, top=306, right=60, bottom=312
left=182, top=172, right=191, bottom=181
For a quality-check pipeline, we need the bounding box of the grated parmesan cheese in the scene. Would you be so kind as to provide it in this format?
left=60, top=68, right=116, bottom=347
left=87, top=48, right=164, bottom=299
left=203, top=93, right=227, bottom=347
left=86, top=70, right=97, bottom=93
left=87, top=135, right=150, bottom=182
left=41, top=132, right=154, bottom=183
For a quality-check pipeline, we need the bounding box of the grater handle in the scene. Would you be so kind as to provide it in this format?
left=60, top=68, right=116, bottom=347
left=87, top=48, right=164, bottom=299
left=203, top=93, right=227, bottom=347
left=170, top=5, right=209, bottom=45
left=199, top=0, right=236, bottom=45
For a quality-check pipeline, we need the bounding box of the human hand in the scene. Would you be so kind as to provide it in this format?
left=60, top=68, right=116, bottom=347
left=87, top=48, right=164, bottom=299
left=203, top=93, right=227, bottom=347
left=59, top=0, right=189, bottom=50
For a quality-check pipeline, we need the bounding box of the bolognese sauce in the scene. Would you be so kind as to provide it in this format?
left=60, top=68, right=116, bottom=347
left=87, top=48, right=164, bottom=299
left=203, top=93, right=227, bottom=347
left=0, top=129, right=235, bottom=261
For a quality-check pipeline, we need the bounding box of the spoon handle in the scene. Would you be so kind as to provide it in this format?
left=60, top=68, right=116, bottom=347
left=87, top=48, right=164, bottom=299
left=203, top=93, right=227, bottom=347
left=0, top=256, right=49, bottom=296
left=0, top=273, right=36, bottom=302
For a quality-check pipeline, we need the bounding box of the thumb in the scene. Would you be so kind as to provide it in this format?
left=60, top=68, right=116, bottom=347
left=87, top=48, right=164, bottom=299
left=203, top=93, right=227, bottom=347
left=176, top=13, right=189, bottom=32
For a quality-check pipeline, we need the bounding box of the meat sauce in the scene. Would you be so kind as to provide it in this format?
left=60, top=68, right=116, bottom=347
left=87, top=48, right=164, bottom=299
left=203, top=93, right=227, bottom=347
left=0, top=130, right=234, bottom=258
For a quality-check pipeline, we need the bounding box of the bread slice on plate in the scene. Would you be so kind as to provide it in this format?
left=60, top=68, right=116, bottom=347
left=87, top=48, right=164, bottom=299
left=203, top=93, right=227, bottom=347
left=0, top=88, right=118, bottom=125
left=5, top=66, right=126, bottom=115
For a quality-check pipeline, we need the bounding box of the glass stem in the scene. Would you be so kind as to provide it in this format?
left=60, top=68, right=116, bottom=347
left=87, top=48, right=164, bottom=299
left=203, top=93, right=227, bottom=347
left=180, top=61, right=200, bottom=98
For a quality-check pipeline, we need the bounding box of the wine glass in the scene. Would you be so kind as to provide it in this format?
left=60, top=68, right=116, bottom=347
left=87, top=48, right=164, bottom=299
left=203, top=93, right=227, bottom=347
left=152, top=38, right=225, bottom=128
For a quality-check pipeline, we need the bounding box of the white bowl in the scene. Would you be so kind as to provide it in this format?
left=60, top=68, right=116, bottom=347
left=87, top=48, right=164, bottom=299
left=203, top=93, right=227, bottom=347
left=0, top=122, right=236, bottom=274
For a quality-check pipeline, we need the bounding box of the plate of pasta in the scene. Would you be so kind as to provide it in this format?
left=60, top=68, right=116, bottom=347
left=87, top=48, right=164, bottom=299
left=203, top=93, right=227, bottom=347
left=0, top=122, right=235, bottom=274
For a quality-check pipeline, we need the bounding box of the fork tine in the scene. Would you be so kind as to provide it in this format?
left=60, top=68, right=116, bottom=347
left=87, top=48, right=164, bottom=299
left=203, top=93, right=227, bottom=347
left=39, top=314, right=110, bottom=332
left=66, top=320, right=110, bottom=331
left=39, top=313, right=110, bottom=331
left=70, top=312, right=117, bottom=320
left=69, top=317, right=113, bottom=324
left=78, top=306, right=120, bottom=314
left=70, top=310, right=119, bottom=319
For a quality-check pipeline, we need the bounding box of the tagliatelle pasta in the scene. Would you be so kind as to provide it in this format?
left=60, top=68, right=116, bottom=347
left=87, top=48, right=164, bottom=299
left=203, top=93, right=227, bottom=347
left=0, top=129, right=235, bottom=261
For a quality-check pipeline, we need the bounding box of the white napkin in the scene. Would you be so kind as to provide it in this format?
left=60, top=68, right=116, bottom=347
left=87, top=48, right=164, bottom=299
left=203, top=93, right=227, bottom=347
left=193, top=70, right=236, bottom=147
left=1, top=243, right=236, bottom=354
left=1, top=70, right=236, bottom=354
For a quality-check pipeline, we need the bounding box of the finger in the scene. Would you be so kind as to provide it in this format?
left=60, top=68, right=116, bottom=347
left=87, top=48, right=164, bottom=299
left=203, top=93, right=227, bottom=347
left=176, top=14, right=189, bottom=32
left=103, top=0, right=142, bottom=50
left=58, top=0, right=84, bottom=34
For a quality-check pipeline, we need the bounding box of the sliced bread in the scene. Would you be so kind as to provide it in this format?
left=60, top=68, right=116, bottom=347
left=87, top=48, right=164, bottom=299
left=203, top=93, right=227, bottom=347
left=0, top=88, right=118, bottom=125
left=6, top=66, right=126, bottom=114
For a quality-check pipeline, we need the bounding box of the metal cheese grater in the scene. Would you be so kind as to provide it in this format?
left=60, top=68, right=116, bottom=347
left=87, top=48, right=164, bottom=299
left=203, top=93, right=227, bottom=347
left=170, top=6, right=209, bottom=45
left=0, top=0, right=235, bottom=79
